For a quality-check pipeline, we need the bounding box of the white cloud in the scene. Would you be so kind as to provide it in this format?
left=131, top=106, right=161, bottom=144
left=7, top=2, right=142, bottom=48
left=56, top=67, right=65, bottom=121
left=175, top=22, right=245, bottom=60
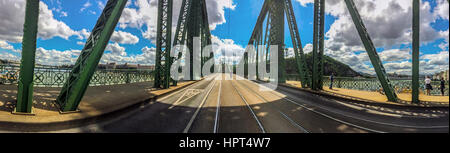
left=105, top=42, right=127, bottom=56
left=0, top=1, right=81, bottom=42
left=80, top=1, right=92, bottom=12
left=111, top=30, right=139, bottom=44
left=0, top=40, right=20, bottom=52
left=296, top=0, right=449, bottom=75
left=35, top=47, right=80, bottom=65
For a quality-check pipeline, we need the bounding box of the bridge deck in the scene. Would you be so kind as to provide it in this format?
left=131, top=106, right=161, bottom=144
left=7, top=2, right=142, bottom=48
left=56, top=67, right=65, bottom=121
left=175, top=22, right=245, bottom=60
left=0, top=81, right=195, bottom=131
left=286, top=81, right=449, bottom=104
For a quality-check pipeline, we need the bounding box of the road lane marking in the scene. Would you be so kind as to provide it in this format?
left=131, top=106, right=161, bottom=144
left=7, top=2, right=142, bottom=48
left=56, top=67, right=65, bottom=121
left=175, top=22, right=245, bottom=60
left=214, top=79, right=222, bottom=133
left=169, top=89, right=203, bottom=109
left=157, top=73, right=219, bottom=102
left=278, top=111, right=310, bottom=133
left=230, top=80, right=266, bottom=133
left=272, top=83, right=450, bottom=129
left=183, top=78, right=217, bottom=133
left=244, top=79, right=386, bottom=133
left=233, top=79, right=311, bottom=133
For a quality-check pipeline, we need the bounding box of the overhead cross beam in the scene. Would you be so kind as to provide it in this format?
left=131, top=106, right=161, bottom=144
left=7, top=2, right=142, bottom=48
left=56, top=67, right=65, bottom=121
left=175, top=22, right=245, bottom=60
left=56, top=0, right=128, bottom=112
left=15, top=0, right=40, bottom=114
left=344, top=0, right=398, bottom=102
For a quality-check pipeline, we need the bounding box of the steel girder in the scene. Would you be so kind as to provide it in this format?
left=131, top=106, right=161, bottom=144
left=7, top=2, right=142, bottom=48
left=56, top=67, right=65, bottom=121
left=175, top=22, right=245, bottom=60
left=172, top=0, right=192, bottom=85
left=268, top=0, right=286, bottom=83
left=285, top=0, right=311, bottom=88
left=171, top=0, right=212, bottom=82
left=16, top=0, right=39, bottom=113
left=344, top=0, right=398, bottom=102
left=312, top=0, right=325, bottom=90
left=56, top=0, right=128, bottom=112
left=249, top=0, right=311, bottom=85
left=412, top=0, right=420, bottom=103
left=154, top=0, right=173, bottom=89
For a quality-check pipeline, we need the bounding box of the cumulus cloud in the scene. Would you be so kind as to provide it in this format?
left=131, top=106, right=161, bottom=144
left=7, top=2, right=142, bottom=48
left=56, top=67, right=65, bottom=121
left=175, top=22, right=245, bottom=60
left=110, top=30, right=139, bottom=44
left=35, top=47, right=80, bottom=65
left=105, top=42, right=127, bottom=56
left=296, top=0, right=449, bottom=75
left=0, top=0, right=81, bottom=42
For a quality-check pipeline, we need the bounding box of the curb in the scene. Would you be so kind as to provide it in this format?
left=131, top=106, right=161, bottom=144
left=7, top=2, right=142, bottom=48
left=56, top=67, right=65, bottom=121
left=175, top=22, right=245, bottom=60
left=0, top=80, right=200, bottom=132
left=277, top=83, right=449, bottom=109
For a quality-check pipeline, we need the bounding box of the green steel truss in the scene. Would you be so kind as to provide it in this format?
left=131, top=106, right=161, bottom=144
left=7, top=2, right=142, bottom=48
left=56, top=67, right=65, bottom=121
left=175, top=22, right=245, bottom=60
left=56, top=0, right=128, bottom=112
left=312, top=0, right=325, bottom=90
left=344, top=0, right=398, bottom=102
left=154, top=0, right=173, bottom=89
left=248, top=0, right=310, bottom=84
left=169, top=0, right=212, bottom=83
left=412, top=0, right=420, bottom=103
left=285, top=0, right=311, bottom=88
left=16, top=0, right=40, bottom=113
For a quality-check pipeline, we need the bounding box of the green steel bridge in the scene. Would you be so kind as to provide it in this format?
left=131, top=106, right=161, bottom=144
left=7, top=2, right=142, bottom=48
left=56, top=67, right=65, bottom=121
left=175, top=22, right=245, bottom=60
left=9, top=0, right=447, bottom=115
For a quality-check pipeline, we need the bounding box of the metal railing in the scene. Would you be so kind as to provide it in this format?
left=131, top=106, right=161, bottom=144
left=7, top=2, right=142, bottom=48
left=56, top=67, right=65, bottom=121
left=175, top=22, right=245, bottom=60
left=0, top=64, right=154, bottom=87
left=286, top=74, right=449, bottom=96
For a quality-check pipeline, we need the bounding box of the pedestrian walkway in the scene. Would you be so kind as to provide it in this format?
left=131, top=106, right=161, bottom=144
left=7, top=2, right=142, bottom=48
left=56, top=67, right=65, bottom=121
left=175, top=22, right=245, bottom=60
left=0, top=81, right=196, bottom=131
left=284, top=81, right=449, bottom=107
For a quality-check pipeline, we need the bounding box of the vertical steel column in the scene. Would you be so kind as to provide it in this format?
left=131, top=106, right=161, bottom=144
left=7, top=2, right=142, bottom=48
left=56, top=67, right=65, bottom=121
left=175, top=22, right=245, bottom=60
left=186, top=0, right=201, bottom=80
left=56, top=0, right=128, bottom=112
left=312, top=0, right=325, bottom=90
left=268, top=0, right=285, bottom=83
left=412, top=0, right=420, bottom=104
left=345, top=0, right=398, bottom=102
left=317, top=0, right=325, bottom=89
left=155, top=0, right=173, bottom=89
left=15, top=0, right=39, bottom=113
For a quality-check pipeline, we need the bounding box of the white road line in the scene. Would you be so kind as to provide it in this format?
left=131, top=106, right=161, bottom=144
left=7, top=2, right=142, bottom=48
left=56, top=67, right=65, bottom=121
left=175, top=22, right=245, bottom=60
left=214, top=79, right=222, bottom=133
left=281, top=97, right=385, bottom=133
left=183, top=79, right=217, bottom=133
left=278, top=111, right=310, bottom=133
left=230, top=80, right=266, bottom=133
left=272, top=84, right=450, bottom=129
left=244, top=79, right=386, bottom=133
left=234, top=79, right=311, bottom=133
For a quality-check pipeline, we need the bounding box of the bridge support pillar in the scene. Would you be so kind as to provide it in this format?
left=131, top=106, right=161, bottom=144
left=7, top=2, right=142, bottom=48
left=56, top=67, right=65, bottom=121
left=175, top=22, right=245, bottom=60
left=15, top=0, right=40, bottom=114
left=412, top=0, right=420, bottom=104
left=268, top=0, right=285, bottom=83
left=312, top=0, right=325, bottom=90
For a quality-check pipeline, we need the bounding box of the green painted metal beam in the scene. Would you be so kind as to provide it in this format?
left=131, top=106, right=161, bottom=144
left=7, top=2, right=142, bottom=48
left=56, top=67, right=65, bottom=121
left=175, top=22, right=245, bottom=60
left=412, top=0, right=420, bottom=104
left=344, top=0, right=398, bottom=102
left=312, top=0, right=325, bottom=90
left=154, top=0, right=173, bottom=89
left=268, top=0, right=286, bottom=83
left=172, top=0, right=192, bottom=85
left=56, top=0, right=128, bottom=112
left=285, top=0, right=311, bottom=88
left=16, top=0, right=39, bottom=113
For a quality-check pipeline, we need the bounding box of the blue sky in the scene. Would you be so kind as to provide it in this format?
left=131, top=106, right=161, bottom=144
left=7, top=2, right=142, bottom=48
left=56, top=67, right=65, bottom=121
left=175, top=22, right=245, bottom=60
left=0, top=0, right=448, bottom=75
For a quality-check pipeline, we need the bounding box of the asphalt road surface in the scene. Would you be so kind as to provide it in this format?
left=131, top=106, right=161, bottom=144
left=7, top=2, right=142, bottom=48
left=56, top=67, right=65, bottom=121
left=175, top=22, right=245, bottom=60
left=58, top=74, right=449, bottom=133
